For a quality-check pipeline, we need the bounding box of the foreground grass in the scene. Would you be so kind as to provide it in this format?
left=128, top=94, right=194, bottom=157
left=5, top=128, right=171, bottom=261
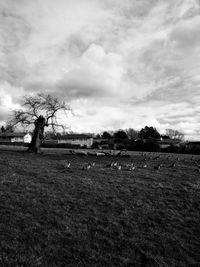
left=0, top=149, right=200, bottom=266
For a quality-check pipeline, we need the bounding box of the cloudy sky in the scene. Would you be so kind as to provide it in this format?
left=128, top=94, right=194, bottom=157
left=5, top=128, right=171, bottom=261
left=0, top=0, right=200, bottom=139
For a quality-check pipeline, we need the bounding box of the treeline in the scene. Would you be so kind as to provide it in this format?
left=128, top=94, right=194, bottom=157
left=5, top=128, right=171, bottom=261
left=95, top=126, right=184, bottom=141
left=93, top=126, right=200, bottom=155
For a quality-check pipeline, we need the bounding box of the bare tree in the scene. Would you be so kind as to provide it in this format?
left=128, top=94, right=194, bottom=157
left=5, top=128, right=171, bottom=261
left=165, top=129, right=184, bottom=141
left=9, top=93, right=71, bottom=153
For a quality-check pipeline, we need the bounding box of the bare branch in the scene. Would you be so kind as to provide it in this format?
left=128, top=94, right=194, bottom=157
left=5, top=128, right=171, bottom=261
left=9, top=93, right=71, bottom=133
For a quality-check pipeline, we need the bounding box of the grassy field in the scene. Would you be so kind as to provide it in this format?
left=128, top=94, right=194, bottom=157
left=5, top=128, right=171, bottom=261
left=0, top=147, right=200, bottom=266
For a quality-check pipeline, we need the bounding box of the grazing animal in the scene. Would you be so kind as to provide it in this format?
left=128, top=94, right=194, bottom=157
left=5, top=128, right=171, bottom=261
left=154, top=164, right=161, bottom=170
left=82, top=163, right=92, bottom=170
left=64, top=161, right=71, bottom=169
left=128, top=165, right=136, bottom=171
left=106, top=162, right=114, bottom=168
left=117, top=165, right=122, bottom=170
left=126, top=162, right=133, bottom=168
left=170, top=162, right=176, bottom=168
left=113, top=162, right=118, bottom=167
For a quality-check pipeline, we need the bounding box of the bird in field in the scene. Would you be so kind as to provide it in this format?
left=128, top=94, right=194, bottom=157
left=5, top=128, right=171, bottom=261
left=91, top=162, right=95, bottom=167
left=87, top=163, right=92, bottom=170
left=154, top=164, right=161, bottom=170
left=117, top=165, right=122, bottom=171
left=128, top=165, right=136, bottom=171
left=82, top=163, right=92, bottom=170
left=126, top=162, right=134, bottom=168
left=112, top=162, right=122, bottom=170
left=113, top=162, right=118, bottom=167
left=64, top=161, right=71, bottom=169
left=106, top=162, right=114, bottom=168
left=143, top=164, right=147, bottom=168
left=170, top=162, right=176, bottom=168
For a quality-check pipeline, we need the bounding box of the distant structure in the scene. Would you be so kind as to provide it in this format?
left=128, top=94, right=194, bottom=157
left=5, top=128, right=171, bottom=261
left=57, top=134, right=93, bottom=148
left=158, top=138, right=182, bottom=149
left=0, top=132, right=32, bottom=144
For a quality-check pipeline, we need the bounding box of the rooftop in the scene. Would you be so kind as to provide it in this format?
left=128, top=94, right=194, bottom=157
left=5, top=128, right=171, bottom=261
left=0, top=132, right=30, bottom=137
left=58, top=134, right=93, bottom=140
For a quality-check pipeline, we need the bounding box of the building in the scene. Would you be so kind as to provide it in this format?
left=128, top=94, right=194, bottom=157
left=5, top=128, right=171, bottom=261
left=185, top=141, right=200, bottom=152
left=57, top=134, right=93, bottom=148
left=158, top=138, right=182, bottom=149
left=0, top=132, right=32, bottom=143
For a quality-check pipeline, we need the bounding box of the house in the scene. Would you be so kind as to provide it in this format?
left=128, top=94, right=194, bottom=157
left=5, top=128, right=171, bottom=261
left=185, top=141, right=200, bottom=152
left=57, top=134, right=93, bottom=148
left=0, top=132, right=32, bottom=143
left=158, top=138, right=182, bottom=149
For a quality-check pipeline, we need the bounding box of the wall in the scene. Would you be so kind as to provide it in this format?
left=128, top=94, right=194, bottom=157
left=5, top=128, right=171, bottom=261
left=23, top=133, right=32, bottom=143
left=58, top=138, right=93, bottom=148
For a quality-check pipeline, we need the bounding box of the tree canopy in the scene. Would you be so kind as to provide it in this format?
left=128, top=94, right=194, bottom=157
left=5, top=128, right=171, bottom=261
left=102, top=131, right=112, bottom=139
left=8, top=93, right=71, bottom=153
left=113, top=130, right=128, bottom=139
left=9, top=93, right=71, bottom=132
left=165, top=129, right=184, bottom=141
left=138, top=126, right=160, bottom=139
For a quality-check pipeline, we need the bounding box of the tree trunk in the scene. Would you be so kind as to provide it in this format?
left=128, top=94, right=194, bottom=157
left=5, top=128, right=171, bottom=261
left=28, top=116, right=46, bottom=153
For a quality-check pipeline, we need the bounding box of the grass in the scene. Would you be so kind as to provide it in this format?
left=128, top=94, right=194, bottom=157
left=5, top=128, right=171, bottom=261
left=0, top=147, right=200, bottom=266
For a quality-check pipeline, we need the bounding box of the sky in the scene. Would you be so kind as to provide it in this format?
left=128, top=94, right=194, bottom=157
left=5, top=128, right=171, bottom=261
left=0, top=0, right=200, bottom=140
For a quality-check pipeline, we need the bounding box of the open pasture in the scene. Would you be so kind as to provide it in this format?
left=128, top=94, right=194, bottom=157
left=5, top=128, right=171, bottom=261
left=0, top=148, right=200, bottom=266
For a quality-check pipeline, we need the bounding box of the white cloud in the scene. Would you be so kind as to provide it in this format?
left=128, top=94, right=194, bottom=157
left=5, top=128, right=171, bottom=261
left=0, top=0, right=200, bottom=139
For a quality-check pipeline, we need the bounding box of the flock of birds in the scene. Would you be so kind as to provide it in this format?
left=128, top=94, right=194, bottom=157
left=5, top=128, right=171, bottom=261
left=62, top=152, right=200, bottom=173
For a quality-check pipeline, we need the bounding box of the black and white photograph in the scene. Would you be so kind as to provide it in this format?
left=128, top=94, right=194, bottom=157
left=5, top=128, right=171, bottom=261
left=0, top=0, right=200, bottom=266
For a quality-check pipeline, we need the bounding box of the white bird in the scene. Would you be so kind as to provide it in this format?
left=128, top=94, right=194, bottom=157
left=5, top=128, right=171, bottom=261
left=126, top=162, right=134, bottom=168
left=128, top=165, right=136, bottom=171
left=154, top=164, right=161, bottom=170
left=64, top=161, right=71, bottom=169
left=87, top=163, right=92, bottom=170
left=106, top=162, right=114, bottom=168
left=170, top=162, right=176, bottom=168
left=117, top=165, right=122, bottom=170
left=82, top=163, right=92, bottom=170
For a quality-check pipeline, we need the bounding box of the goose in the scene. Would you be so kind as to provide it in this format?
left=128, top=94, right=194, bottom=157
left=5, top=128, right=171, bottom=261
left=82, top=163, right=92, bottom=170
left=154, top=164, right=161, bottom=170
left=64, top=161, right=71, bottom=169
left=128, top=165, right=136, bottom=171
left=117, top=165, right=122, bottom=170
left=106, top=162, right=114, bottom=168
left=170, top=162, right=176, bottom=168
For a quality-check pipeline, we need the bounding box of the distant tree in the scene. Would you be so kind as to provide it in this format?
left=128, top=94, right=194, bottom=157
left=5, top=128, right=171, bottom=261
left=125, top=128, right=138, bottom=140
left=138, top=126, right=160, bottom=139
left=8, top=93, right=71, bottom=153
left=4, top=124, right=14, bottom=133
left=165, top=129, right=184, bottom=141
left=95, top=133, right=101, bottom=139
left=1, top=126, right=6, bottom=133
left=161, top=135, right=170, bottom=139
left=102, top=131, right=112, bottom=139
left=45, top=131, right=62, bottom=140
left=113, top=130, right=128, bottom=139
